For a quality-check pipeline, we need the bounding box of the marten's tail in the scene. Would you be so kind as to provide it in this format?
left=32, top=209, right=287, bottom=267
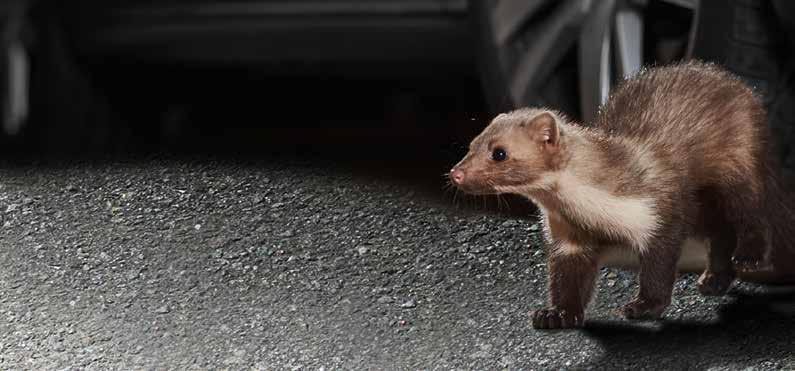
left=740, top=165, right=795, bottom=284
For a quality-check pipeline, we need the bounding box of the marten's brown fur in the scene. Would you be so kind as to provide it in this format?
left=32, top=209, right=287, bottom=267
left=450, top=61, right=795, bottom=329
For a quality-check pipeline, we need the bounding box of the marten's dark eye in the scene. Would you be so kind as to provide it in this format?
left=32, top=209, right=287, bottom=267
left=491, top=148, right=507, bottom=162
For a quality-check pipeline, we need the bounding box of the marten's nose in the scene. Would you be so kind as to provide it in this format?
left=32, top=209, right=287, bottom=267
left=450, top=168, right=465, bottom=184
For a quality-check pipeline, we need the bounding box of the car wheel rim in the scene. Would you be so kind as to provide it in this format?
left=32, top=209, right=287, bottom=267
left=476, top=0, right=699, bottom=121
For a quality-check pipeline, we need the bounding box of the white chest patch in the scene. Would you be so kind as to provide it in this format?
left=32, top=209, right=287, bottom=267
left=551, top=172, right=660, bottom=252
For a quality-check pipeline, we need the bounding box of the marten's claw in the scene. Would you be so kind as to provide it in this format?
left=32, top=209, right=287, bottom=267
left=731, top=255, right=774, bottom=273
left=619, top=299, right=667, bottom=320
left=531, top=308, right=584, bottom=329
left=697, top=271, right=735, bottom=296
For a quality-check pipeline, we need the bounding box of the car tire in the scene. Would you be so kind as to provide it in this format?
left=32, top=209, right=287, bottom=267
left=690, top=0, right=795, bottom=172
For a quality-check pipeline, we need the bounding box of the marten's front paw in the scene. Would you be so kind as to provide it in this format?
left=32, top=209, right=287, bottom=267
left=697, top=271, right=735, bottom=296
left=531, top=308, right=584, bottom=329
left=619, top=299, right=667, bottom=320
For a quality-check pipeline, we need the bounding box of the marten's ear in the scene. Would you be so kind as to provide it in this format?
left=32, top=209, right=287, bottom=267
left=524, top=112, right=560, bottom=149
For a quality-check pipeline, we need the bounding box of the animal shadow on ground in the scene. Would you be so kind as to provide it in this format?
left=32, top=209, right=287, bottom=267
left=581, top=287, right=795, bottom=369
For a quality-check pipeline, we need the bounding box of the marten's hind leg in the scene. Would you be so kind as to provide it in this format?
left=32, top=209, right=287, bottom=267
left=736, top=165, right=795, bottom=283
left=720, top=181, right=774, bottom=273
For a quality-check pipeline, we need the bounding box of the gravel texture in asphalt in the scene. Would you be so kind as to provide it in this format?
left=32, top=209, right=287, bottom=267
left=1, top=152, right=794, bottom=369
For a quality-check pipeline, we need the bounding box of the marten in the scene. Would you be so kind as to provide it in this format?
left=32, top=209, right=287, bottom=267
left=450, top=61, right=795, bottom=329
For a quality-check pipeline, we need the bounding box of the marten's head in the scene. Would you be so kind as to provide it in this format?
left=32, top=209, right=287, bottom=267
left=449, top=108, right=566, bottom=195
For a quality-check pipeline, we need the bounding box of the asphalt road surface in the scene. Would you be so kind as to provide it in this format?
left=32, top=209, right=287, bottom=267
left=1, top=71, right=794, bottom=370
left=1, top=143, right=794, bottom=369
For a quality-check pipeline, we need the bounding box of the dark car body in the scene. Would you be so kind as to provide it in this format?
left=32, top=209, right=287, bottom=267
left=58, top=0, right=474, bottom=76
left=4, top=0, right=795, bottom=160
